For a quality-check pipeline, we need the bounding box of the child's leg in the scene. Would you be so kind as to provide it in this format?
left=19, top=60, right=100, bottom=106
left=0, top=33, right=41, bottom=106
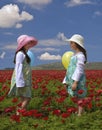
left=21, top=97, right=31, bottom=109
left=77, top=99, right=84, bottom=116
left=78, top=105, right=83, bottom=116
left=16, top=97, right=31, bottom=115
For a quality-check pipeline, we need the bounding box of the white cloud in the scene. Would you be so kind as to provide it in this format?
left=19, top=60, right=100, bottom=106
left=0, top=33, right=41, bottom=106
left=38, top=52, right=61, bottom=60
left=94, top=11, right=102, bottom=16
left=38, top=32, right=67, bottom=46
left=3, top=32, right=14, bottom=35
left=65, top=0, right=94, bottom=7
left=39, top=39, right=63, bottom=46
left=57, top=32, right=67, bottom=41
left=32, top=47, right=60, bottom=52
left=16, top=23, right=23, bottom=28
left=3, top=44, right=17, bottom=50
left=0, top=52, right=6, bottom=59
left=17, top=0, right=52, bottom=10
left=0, top=4, right=33, bottom=28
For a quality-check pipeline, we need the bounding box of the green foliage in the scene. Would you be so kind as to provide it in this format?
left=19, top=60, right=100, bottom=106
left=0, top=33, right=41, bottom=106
left=0, top=110, right=102, bottom=130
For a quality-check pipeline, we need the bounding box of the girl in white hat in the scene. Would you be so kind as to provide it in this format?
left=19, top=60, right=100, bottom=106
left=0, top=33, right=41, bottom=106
left=63, top=34, right=87, bottom=116
left=8, top=34, right=38, bottom=115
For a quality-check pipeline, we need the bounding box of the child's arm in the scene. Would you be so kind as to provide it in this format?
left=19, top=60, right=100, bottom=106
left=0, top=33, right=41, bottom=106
left=15, top=52, right=25, bottom=87
left=72, top=81, right=78, bottom=91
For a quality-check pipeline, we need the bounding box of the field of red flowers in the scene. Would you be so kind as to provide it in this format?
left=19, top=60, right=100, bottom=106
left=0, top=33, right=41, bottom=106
left=0, top=69, right=102, bottom=130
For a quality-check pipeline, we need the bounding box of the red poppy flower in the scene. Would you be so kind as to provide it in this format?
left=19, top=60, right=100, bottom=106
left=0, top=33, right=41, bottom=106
left=43, top=116, right=49, bottom=120
left=4, top=106, right=15, bottom=113
left=0, top=96, right=4, bottom=102
left=12, top=98, right=18, bottom=103
left=78, top=89, right=84, bottom=94
left=34, top=113, right=43, bottom=118
left=53, top=109, right=61, bottom=116
left=33, top=85, right=39, bottom=89
left=61, top=113, right=70, bottom=118
left=10, top=114, right=20, bottom=122
left=56, top=97, right=66, bottom=103
left=67, top=107, right=77, bottom=113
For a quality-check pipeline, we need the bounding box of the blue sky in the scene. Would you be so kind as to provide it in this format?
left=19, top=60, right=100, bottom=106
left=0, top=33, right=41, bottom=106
left=0, top=0, right=102, bottom=69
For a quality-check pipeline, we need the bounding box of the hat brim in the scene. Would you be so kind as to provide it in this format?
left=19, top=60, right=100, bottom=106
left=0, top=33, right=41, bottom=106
left=65, top=39, right=85, bottom=49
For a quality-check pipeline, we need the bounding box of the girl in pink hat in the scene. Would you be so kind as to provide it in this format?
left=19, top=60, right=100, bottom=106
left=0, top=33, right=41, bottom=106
left=63, top=34, right=87, bottom=116
left=8, top=34, right=38, bottom=115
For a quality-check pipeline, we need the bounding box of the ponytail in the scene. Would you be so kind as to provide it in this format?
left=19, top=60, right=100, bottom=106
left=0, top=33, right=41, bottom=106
left=76, top=43, right=87, bottom=64
left=82, top=49, right=87, bottom=63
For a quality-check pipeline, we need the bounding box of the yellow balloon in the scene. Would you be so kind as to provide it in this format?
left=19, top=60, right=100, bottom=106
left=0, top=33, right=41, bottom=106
left=62, top=51, right=74, bottom=69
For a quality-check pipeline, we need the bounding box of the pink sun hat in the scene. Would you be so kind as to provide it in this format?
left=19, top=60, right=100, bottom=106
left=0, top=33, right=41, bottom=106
left=16, top=35, right=38, bottom=52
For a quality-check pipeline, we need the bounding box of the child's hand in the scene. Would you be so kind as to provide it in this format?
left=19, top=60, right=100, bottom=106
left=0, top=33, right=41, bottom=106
left=72, top=81, right=78, bottom=91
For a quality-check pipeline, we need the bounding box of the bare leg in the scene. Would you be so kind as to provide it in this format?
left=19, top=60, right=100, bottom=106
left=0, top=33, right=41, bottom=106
left=21, top=97, right=31, bottom=109
left=16, top=97, right=31, bottom=115
left=78, top=105, right=83, bottom=116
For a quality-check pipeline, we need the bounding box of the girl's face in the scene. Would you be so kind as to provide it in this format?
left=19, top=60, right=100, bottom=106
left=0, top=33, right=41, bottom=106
left=69, top=41, right=77, bottom=51
left=24, top=41, right=34, bottom=50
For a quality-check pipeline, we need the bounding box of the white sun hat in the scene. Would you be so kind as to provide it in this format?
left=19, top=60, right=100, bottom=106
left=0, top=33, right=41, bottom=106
left=66, top=34, right=85, bottom=49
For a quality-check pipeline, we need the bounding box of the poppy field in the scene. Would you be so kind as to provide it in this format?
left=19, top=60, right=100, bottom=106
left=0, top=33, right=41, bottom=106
left=0, top=69, right=102, bottom=130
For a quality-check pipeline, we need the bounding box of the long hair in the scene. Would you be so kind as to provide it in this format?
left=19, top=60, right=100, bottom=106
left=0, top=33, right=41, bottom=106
left=75, top=43, right=87, bottom=64
left=14, top=47, right=31, bottom=64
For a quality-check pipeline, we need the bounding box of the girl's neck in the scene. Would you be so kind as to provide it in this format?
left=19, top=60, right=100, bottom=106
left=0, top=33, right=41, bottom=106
left=74, top=49, right=81, bottom=54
